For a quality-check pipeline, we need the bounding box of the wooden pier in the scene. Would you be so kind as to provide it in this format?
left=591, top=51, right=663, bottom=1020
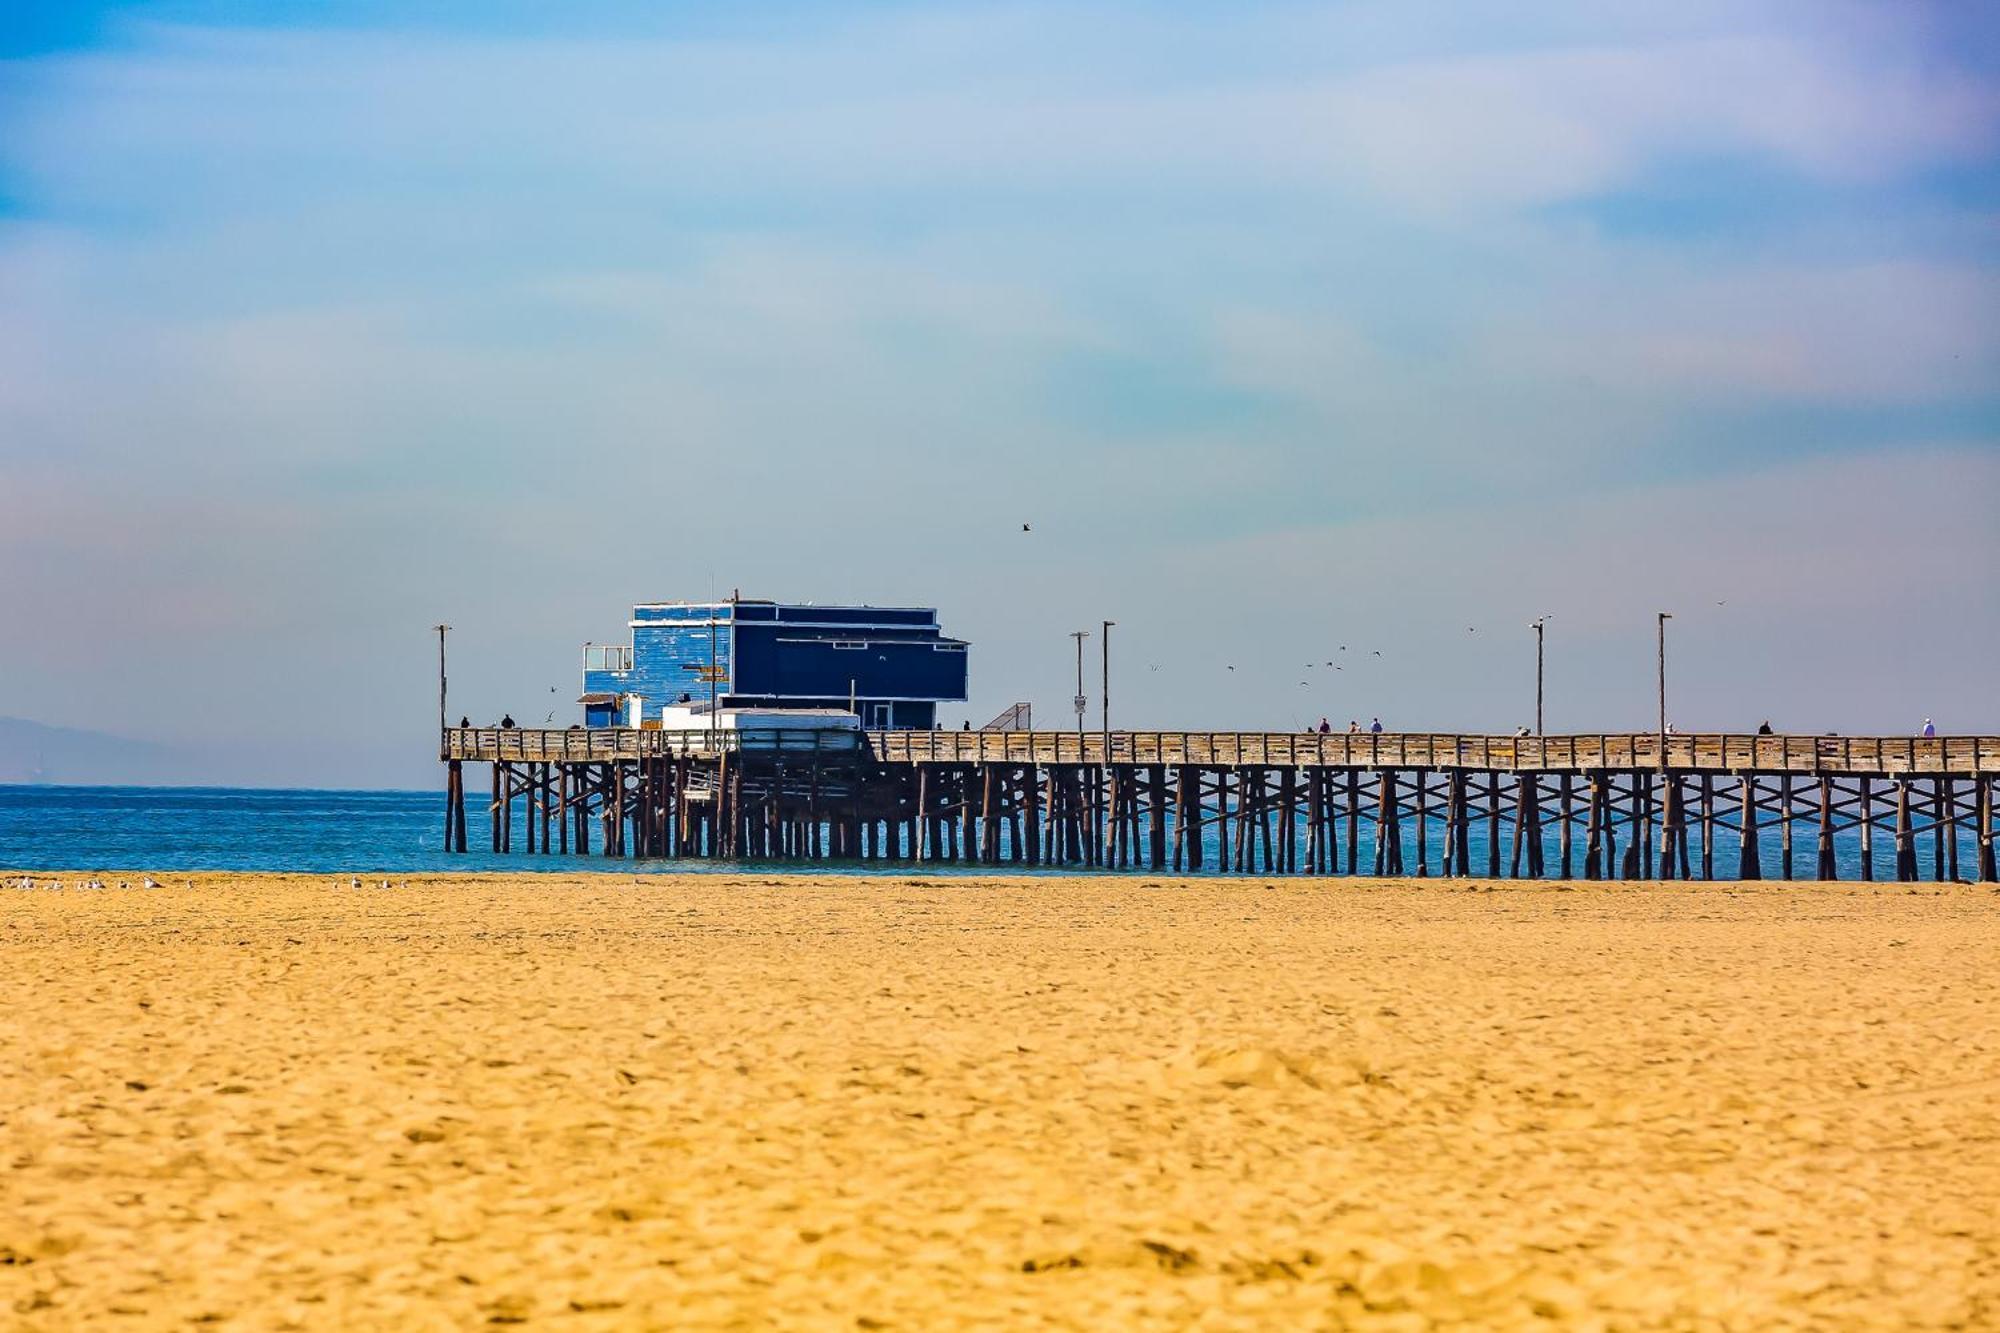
left=440, top=728, right=2000, bottom=882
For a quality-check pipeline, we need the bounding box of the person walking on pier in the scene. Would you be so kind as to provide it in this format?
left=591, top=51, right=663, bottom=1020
left=1922, top=718, right=1936, bottom=738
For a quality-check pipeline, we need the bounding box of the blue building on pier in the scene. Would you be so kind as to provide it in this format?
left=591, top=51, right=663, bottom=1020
left=580, top=599, right=968, bottom=730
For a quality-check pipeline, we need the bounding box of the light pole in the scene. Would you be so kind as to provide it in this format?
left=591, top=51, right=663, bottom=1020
left=1100, top=620, right=1115, bottom=755
left=1656, top=611, right=1672, bottom=754
left=1070, top=630, right=1090, bottom=741
left=434, top=624, right=451, bottom=756
left=1530, top=616, right=1548, bottom=736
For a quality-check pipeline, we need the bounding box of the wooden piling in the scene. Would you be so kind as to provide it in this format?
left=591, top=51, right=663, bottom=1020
left=1486, top=775, right=1502, bottom=878
left=1979, top=775, right=1996, bottom=883
left=981, top=766, right=999, bottom=864
left=1558, top=772, right=1572, bottom=879
left=1933, top=778, right=1947, bottom=883
left=1584, top=773, right=1603, bottom=880
left=1523, top=774, right=1543, bottom=878
left=1946, top=778, right=1960, bottom=883
left=1379, top=770, right=1403, bottom=875
left=1738, top=776, right=1759, bottom=880
left=1895, top=780, right=1916, bottom=881
left=1621, top=773, right=1642, bottom=880
left=1347, top=770, right=1362, bottom=877
left=1698, top=774, right=1712, bottom=881
left=1656, top=775, right=1677, bottom=880
left=1509, top=774, right=1528, bottom=879
left=1448, top=771, right=1469, bottom=877
left=1779, top=774, right=1794, bottom=880
left=1415, top=771, right=1430, bottom=878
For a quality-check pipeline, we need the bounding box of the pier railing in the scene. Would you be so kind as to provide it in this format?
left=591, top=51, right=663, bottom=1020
left=444, top=727, right=862, bottom=763
left=445, top=727, right=1999, bottom=774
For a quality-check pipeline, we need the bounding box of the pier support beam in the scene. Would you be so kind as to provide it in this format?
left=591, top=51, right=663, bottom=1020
left=1980, top=775, right=1996, bottom=883
left=1738, top=776, right=1760, bottom=880
left=1895, top=780, right=1916, bottom=882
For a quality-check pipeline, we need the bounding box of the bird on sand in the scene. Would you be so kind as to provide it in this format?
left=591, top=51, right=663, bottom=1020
left=350, top=876, right=361, bottom=889
left=142, top=876, right=160, bottom=889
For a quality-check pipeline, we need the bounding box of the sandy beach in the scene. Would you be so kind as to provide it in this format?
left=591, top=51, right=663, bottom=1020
left=2, top=872, right=1995, bottom=1330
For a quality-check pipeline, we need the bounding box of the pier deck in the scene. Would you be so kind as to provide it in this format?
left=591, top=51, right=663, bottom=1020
left=449, top=728, right=1998, bottom=773
left=439, top=729, right=1999, bottom=882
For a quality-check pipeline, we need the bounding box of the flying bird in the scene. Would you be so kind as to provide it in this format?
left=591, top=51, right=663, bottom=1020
left=1372, top=650, right=1382, bottom=657
left=1022, top=523, right=1031, bottom=532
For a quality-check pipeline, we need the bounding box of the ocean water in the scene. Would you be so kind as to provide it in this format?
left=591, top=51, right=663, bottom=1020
left=0, top=784, right=1970, bottom=881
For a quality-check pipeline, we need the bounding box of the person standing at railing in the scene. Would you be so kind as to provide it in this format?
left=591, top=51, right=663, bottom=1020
left=1922, top=718, right=1936, bottom=738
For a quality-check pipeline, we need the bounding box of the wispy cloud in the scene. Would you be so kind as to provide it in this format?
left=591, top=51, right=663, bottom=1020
left=1, top=1, right=1994, bottom=777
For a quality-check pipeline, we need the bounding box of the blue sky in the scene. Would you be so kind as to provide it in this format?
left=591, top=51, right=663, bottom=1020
left=1, top=1, right=1995, bottom=785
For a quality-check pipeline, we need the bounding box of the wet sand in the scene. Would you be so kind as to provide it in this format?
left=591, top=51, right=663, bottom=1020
left=2, top=872, right=1995, bottom=1330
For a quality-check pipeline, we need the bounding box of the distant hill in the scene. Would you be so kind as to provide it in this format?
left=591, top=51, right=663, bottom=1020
left=0, top=716, right=192, bottom=786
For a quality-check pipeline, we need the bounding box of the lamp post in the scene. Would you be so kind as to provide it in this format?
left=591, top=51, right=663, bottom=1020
left=1100, top=620, right=1115, bottom=756
left=1530, top=616, right=1548, bottom=736
left=434, top=624, right=451, bottom=757
left=1656, top=611, right=1672, bottom=756
left=1070, top=630, right=1090, bottom=741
